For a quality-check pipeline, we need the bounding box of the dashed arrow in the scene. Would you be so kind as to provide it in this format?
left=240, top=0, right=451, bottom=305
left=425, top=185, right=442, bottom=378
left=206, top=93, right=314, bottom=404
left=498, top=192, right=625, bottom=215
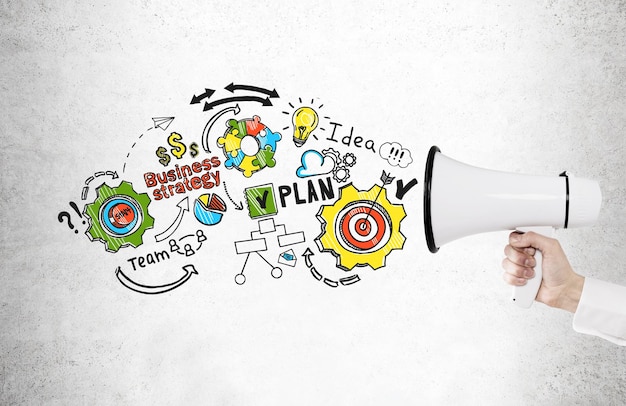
left=82, top=170, right=120, bottom=200
left=223, top=182, right=243, bottom=210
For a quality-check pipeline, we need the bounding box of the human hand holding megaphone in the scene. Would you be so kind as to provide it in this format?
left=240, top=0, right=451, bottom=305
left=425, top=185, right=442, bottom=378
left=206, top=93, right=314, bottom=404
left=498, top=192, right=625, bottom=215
left=502, top=231, right=585, bottom=312
left=423, top=146, right=602, bottom=308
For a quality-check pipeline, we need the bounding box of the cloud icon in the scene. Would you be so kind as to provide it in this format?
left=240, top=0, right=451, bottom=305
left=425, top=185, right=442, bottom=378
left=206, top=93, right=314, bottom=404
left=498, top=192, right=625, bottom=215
left=379, top=142, right=413, bottom=168
left=296, top=150, right=336, bottom=178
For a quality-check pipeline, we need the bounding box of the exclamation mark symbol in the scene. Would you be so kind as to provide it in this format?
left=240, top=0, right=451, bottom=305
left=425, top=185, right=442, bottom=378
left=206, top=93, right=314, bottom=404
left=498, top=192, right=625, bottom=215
left=69, top=201, right=86, bottom=234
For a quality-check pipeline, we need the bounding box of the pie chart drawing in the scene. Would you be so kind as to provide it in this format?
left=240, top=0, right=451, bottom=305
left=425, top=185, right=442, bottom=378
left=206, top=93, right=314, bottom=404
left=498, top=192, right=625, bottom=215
left=194, top=193, right=227, bottom=225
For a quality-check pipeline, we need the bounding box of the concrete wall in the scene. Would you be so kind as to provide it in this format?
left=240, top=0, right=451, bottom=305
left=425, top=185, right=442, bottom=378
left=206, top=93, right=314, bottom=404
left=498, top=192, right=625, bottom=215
left=1, top=1, right=624, bottom=404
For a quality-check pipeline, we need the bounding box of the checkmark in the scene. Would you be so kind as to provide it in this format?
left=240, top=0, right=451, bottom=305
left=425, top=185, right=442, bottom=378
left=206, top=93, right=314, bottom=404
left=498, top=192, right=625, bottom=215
left=256, top=190, right=269, bottom=209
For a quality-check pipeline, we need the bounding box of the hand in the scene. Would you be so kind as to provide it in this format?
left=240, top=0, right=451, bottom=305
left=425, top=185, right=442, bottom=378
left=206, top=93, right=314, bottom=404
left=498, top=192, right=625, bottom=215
left=502, top=231, right=584, bottom=312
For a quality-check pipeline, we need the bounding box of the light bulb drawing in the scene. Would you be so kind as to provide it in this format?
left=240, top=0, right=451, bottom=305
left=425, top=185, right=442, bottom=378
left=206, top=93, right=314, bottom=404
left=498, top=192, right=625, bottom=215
left=292, top=106, right=319, bottom=147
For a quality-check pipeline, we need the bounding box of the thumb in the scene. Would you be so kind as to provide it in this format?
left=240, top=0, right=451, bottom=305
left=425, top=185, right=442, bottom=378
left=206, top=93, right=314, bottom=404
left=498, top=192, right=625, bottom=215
left=509, top=231, right=556, bottom=253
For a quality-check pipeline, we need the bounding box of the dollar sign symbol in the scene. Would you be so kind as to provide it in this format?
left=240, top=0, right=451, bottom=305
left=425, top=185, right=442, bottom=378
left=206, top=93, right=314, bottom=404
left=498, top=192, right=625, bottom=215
left=168, top=132, right=186, bottom=159
left=189, top=142, right=199, bottom=158
left=155, top=146, right=171, bottom=166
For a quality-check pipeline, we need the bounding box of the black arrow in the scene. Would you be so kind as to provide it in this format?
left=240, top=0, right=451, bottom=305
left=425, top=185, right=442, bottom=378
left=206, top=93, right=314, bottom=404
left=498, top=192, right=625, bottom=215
left=203, top=96, right=272, bottom=112
left=225, top=82, right=279, bottom=98
left=190, top=88, right=216, bottom=105
left=302, top=247, right=314, bottom=268
left=115, top=264, right=198, bottom=295
left=223, top=182, right=244, bottom=210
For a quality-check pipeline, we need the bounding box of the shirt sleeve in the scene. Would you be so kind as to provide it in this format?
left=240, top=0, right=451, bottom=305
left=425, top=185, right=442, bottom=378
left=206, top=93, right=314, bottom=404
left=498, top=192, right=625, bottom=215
left=573, top=277, right=626, bottom=346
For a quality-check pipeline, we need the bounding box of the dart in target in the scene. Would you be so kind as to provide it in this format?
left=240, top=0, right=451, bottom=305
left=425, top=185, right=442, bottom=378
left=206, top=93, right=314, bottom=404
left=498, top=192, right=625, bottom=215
left=336, top=202, right=392, bottom=253
left=316, top=183, right=406, bottom=271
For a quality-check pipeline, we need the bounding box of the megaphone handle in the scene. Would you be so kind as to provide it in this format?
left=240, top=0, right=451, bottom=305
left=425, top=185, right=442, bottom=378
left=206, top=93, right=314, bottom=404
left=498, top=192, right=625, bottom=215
left=512, top=226, right=555, bottom=308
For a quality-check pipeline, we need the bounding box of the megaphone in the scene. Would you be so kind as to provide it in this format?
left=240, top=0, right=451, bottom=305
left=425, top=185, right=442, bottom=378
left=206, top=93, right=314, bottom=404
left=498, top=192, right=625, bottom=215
left=423, top=146, right=601, bottom=308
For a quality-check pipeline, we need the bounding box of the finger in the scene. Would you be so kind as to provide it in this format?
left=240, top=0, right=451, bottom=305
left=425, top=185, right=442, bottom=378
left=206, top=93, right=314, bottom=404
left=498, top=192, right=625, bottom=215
left=509, top=231, right=555, bottom=252
left=509, top=231, right=528, bottom=248
left=502, top=257, right=535, bottom=279
left=504, top=244, right=536, bottom=267
left=502, top=271, right=527, bottom=286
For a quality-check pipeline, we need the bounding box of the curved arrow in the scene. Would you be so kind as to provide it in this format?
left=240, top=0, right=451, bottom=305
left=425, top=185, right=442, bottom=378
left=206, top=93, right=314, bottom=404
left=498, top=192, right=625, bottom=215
left=223, top=181, right=243, bottom=210
left=82, top=170, right=120, bottom=200
left=202, top=104, right=241, bottom=153
left=154, top=197, right=189, bottom=242
left=115, top=264, right=198, bottom=294
left=225, top=83, right=279, bottom=98
left=203, top=96, right=272, bottom=112
left=302, top=247, right=361, bottom=287
left=84, top=170, right=119, bottom=185
left=302, top=247, right=314, bottom=268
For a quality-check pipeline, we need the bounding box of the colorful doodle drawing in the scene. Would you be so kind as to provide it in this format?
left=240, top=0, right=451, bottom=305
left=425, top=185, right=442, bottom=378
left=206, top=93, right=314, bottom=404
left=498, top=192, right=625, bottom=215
left=84, top=181, right=154, bottom=253
left=296, top=150, right=335, bottom=178
left=217, top=116, right=282, bottom=178
left=201, top=104, right=240, bottom=153
left=194, top=193, right=227, bottom=225
left=315, top=181, right=406, bottom=271
left=278, top=249, right=297, bottom=267
left=296, top=148, right=356, bottom=184
left=59, top=81, right=422, bottom=293
left=244, top=184, right=279, bottom=219
left=292, top=106, right=319, bottom=147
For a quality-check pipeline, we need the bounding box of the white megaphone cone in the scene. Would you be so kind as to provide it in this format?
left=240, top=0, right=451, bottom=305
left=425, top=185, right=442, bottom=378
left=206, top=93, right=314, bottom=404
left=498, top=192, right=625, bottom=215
left=423, top=146, right=602, bottom=308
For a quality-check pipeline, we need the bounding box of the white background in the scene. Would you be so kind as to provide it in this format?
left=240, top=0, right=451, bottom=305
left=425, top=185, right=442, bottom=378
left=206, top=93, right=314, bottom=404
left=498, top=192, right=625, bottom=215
left=1, top=1, right=625, bottom=404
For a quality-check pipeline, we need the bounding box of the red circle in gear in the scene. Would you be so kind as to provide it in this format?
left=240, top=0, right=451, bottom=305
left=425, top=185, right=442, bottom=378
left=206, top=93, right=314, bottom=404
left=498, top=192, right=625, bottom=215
left=355, top=218, right=371, bottom=236
left=340, top=206, right=386, bottom=250
left=108, top=202, right=136, bottom=228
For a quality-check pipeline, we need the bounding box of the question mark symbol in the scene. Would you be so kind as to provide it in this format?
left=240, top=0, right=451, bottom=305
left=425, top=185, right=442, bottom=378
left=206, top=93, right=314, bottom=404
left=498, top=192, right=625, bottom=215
left=58, top=212, right=78, bottom=234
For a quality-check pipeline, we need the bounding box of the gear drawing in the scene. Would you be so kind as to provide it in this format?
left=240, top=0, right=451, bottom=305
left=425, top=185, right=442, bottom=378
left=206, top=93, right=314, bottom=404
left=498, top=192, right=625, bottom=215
left=84, top=181, right=154, bottom=253
left=217, top=116, right=282, bottom=178
left=342, top=152, right=357, bottom=167
left=332, top=165, right=350, bottom=183
left=315, top=183, right=406, bottom=271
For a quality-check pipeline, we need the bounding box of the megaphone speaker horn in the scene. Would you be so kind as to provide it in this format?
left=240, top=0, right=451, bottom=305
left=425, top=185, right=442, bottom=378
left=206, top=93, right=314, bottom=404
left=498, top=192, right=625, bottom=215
left=423, top=145, right=601, bottom=308
left=423, top=145, right=601, bottom=253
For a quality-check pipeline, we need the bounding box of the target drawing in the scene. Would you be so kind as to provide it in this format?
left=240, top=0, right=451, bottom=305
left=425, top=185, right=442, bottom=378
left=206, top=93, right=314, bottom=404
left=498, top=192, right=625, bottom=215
left=84, top=181, right=154, bottom=253
left=316, top=183, right=406, bottom=270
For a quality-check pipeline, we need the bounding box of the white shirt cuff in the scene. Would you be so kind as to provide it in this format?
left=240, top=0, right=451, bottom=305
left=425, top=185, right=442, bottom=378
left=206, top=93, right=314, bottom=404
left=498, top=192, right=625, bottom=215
left=573, top=277, right=626, bottom=346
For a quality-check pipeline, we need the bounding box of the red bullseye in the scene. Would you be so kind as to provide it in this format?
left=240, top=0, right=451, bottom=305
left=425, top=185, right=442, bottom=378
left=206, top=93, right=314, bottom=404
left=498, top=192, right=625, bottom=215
left=340, top=206, right=387, bottom=250
left=108, top=202, right=135, bottom=228
left=355, top=218, right=371, bottom=236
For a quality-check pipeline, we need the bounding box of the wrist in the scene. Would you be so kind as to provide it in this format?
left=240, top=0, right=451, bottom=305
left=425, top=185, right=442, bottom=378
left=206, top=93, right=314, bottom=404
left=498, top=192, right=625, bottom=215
left=556, top=274, right=585, bottom=313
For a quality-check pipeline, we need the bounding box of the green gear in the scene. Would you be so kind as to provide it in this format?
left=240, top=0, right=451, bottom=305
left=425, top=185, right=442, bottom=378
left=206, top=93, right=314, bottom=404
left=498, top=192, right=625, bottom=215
left=84, top=181, right=154, bottom=253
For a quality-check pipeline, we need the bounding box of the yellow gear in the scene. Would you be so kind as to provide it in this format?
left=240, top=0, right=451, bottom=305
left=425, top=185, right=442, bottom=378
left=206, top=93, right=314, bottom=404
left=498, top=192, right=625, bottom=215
left=315, top=183, right=406, bottom=270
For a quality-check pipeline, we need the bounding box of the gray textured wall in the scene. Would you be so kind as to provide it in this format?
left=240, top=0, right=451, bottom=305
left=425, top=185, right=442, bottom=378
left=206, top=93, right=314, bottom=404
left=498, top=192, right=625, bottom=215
left=1, top=1, right=625, bottom=405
